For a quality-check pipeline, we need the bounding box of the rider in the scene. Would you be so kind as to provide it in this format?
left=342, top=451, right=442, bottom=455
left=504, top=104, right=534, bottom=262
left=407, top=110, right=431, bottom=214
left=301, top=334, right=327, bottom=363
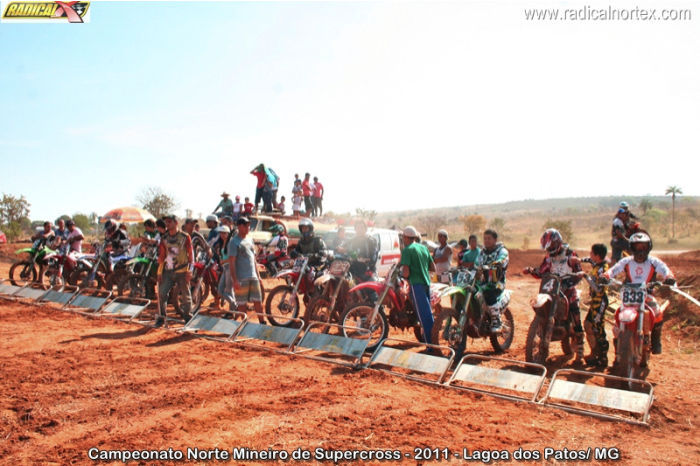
left=338, top=219, right=379, bottom=283
left=53, top=219, right=69, bottom=252
left=603, top=232, right=675, bottom=357
left=103, top=220, right=131, bottom=257
left=264, top=223, right=289, bottom=275
left=475, top=229, right=510, bottom=333
left=524, top=228, right=585, bottom=361
left=290, top=218, right=327, bottom=267
left=32, top=221, right=55, bottom=246
left=183, top=218, right=210, bottom=259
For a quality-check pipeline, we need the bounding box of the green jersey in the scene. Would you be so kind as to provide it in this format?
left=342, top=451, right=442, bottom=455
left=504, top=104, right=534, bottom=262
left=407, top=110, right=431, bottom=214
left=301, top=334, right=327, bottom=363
left=400, top=242, right=432, bottom=286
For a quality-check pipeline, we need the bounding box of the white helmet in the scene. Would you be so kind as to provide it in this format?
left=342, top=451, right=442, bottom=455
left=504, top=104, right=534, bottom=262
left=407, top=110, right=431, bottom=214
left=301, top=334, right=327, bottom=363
left=630, top=231, right=652, bottom=261
left=403, top=225, right=420, bottom=239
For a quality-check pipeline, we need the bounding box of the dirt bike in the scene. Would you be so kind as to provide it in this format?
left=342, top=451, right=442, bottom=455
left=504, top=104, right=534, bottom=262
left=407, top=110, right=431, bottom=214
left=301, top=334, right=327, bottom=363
left=9, top=238, right=54, bottom=285
left=117, top=244, right=159, bottom=300
left=610, top=279, right=666, bottom=383
left=189, top=250, right=221, bottom=311
left=69, top=242, right=131, bottom=290
left=340, top=262, right=447, bottom=351
left=256, top=246, right=291, bottom=279
left=431, top=266, right=514, bottom=361
left=264, top=256, right=325, bottom=327
left=525, top=273, right=578, bottom=364
left=39, top=244, right=81, bottom=288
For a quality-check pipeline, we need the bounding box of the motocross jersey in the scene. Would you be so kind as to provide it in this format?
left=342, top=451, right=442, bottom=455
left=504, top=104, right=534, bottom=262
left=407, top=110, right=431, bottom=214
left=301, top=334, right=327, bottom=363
left=344, top=234, right=379, bottom=276
left=475, top=242, right=509, bottom=290
left=587, top=260, right=609, bottom=299
left=159, top=231, right=193, bottom=272
left=105, top=229, right=131, bottom=256
left=606, top=255, right=673, bottom=285
left=268, top=234, right=288, bottom=254
left=293, top=236, right=327, bottom=266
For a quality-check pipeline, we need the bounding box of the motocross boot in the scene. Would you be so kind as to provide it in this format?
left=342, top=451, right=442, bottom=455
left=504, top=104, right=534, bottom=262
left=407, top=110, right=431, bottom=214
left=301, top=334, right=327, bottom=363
left=651, top=321, right=663, bottom=355
left=585, top=340, right=609, bottom=368
left=489, top=311, right=502, bottom=334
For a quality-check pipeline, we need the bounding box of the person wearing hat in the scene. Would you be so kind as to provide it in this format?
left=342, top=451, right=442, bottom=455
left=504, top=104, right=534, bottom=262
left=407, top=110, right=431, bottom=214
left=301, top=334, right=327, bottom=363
left=156, top=214, right=194, bottom=327
left=213, top=192, right=234, bottom=219
left=399, top=226, right=435, bottom=344
left=205, top=215, right=219, bottom=244
left=228, top=217, right=264, bottom=317
left=433, top=229, right=453, bottom=276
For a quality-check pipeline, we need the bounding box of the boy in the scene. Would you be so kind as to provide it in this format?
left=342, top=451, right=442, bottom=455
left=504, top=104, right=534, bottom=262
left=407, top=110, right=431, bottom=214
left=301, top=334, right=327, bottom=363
left=243, top=197, right=254, bottom=215
left=579, top=243, right=610, bottom=368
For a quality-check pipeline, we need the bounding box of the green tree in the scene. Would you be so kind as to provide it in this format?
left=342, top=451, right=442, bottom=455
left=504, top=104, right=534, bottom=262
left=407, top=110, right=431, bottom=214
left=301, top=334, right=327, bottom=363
left=55, top=214, right=71, bottom=224
left=665, top=186, right=682, bottom=239
left=72, top=213, right=91, bottom=232
left=355, top=208, right=377, bottom=222
left=542, top=219, right=574, bottom=244
left=461, top=214, right=486, bottom=235
left=417, top=215, right=446, bottom=240
left=639, top=198, right=652, bottom=215
left=137, top=186, right=178, bottom=218
left=489, top=217, right=506, bottom=232
left=0, top=193, right=31, bottom=241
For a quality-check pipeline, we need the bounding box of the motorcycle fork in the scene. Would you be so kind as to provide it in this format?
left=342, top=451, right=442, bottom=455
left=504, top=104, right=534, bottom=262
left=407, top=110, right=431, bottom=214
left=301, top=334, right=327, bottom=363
left=636, top=308, right=645, bottom=364
left=367, top=281, right=391, bottom=327
left=288, top=262, right=307, bottom=305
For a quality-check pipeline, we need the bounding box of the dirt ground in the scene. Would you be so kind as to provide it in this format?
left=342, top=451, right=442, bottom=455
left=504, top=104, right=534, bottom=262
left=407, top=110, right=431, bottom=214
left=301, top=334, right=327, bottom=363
left=1, top=246, right=698, bottom=465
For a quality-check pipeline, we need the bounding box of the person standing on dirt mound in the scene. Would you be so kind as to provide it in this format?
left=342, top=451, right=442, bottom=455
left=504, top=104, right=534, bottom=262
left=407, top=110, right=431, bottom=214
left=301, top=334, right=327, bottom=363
left=475, top=229, right=509, bottom=333
left=524, top=228, right=585, bottom=362
left=155, top=215, right=194, bottom=327
left=400, top=226, right=435, bottom=344
left=603, top=232, right=676, bottom=358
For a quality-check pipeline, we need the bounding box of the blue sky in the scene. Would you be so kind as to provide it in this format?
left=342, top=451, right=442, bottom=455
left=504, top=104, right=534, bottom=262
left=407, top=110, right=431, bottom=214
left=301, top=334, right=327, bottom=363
left=1, top=1, right=698, bottom=221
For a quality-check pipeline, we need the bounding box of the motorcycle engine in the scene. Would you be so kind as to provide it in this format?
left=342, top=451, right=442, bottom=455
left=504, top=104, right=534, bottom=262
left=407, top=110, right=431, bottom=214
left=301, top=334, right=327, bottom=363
left=388, top=303, right=417, bottom=329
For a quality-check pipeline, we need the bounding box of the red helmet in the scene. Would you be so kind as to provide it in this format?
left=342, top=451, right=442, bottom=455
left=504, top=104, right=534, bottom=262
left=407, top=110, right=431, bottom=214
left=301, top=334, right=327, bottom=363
left=540, top=228, right=562, bottom=254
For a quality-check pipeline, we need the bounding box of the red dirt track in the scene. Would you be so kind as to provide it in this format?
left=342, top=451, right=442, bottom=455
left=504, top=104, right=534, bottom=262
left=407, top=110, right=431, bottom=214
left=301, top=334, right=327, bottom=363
left=1, top=249, right=699, bottom=465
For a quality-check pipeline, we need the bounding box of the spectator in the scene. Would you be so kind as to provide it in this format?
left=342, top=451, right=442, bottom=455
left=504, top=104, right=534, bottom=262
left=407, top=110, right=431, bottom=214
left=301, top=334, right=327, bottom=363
left=251, top=163, right=267, bottom=212
left=232, top=195, right=243, bottom=221
left=156, top=215, right=193, bottom=327
left=292, top=188, right=303, bottom=218
left=262, top=179, right=274, bottom=213
left=455, top=238, right=469, bottom=263
left=312, top=176, right=324, bottom=217
left=459, top=234, right=481, bottom=269
left=243, top=197, right=254, bottom=215
left=400, top=226, right=436, bottom=344
left=228, top=217, right=265, bottom=321
left=433, top=229, right=453, bottom=276
left=278, top=196, right=287, bottom=216
left=302, top=173, right=313, bottom=217
left=269, top=168, right=280, bottom=208
left=213, top=192, right=234, bottom=218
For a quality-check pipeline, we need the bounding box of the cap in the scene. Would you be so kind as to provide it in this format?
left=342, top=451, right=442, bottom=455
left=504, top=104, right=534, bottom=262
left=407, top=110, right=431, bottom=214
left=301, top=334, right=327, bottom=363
left=437, top=229, right=448, bottom=238
left=216, top=226, right=231, bottom=234
left=403, top=225, right=419, bottom=238
left=236, top=216, right=250, bottom=226
left=163, top=214, right=177, bottom=221
left=184, top=218, right=197, bottom=224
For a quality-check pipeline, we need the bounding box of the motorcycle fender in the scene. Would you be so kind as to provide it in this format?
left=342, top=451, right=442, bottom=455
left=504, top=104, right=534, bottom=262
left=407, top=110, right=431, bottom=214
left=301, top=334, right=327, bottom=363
left=437, top=285, right=466, bottom=300
left=531, top=293, right=551, bottom=309
left=314, top=274, right=334, bottom=286
left=78, top=258, right=94, bottom=268
left=487, top=289, right=512, bottom=312
left=617, top=306, right=638, bottom=324
left=15, top=248, right=34, bottom=255
left=348, top=280, right=385, bottom=294
left=275, top=269, right=297, bottom=280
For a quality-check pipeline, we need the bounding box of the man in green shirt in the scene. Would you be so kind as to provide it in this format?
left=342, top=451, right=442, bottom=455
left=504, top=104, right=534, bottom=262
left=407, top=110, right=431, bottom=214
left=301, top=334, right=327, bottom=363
left=400, top=225, right=435, bottom=343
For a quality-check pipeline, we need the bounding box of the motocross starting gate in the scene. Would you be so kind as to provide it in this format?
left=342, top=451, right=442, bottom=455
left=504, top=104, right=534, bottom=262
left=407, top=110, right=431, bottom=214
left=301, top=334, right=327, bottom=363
left=98, top=296, right=152, bottom=323
left=292, top=322, right=371, bottom=367
left=36, top=285, right=79, bottom=307
left=62, top=288, right=112, bottom=315
left=446, top=354, right=547, bottom=403
left=231, top=313, right=305, bottom=354
left=366, top=338, right=455, bottom=385
left=180, top=308, right=248, bottom=342
left=540, top=369, right=654, bottom=425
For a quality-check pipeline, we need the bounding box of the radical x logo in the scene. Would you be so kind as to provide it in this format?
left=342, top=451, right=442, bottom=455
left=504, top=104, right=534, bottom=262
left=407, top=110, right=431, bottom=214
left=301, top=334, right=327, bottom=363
left=2, top=1, right=90, bottom=23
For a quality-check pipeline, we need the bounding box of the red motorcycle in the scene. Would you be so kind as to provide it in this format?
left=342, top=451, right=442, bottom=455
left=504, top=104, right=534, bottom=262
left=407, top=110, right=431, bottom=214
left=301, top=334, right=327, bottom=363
left=264, top=256, right=324, bottom=327
left=340, top=262, right=446, bottom=350
left=610, top=279, right=667, bottom=383
left=256, top=246, right=291, bottom=279
left=40, top=244, right=80, bottom=288
left=191, top=254, right=220, bottom=310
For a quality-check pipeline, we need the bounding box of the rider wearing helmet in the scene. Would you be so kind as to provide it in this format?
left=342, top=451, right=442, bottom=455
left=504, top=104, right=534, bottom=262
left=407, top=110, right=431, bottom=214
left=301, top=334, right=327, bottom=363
left=291, top=218, right=327, bottom=266
left=104, top=220, right=131, bottom=256
left=475, top=229, right=510, bottom=333
left=524, top=228, right=585, bottom=362
left=604, top=232, right=675, bottom=355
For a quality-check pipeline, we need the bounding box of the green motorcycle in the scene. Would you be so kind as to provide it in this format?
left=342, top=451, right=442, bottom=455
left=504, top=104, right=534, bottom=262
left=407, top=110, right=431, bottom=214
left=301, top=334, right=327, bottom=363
left=9, top=239, right=55, bottom=285
left=431, top=266, right=515, bottom=361
left=117, top=244, right=158, bottom=300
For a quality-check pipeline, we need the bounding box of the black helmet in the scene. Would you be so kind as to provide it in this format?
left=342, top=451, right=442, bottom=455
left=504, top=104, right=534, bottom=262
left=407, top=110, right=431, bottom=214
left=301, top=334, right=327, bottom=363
left=104, top=220, right=117, bottom=233
left=298, top=218, right=314, bottom=240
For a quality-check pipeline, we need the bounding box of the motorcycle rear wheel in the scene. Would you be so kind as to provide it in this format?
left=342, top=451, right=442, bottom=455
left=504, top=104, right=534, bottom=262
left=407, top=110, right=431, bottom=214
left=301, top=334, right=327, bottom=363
left=69, top=264, right=106, bottom=290
left=526, top=314, right=552, bottom=364
left=9, top=261, right=37, bottom=285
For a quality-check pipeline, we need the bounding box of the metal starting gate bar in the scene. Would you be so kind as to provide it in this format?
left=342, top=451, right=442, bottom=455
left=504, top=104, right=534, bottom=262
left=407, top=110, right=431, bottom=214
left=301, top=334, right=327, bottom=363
left=366, top=338, right=455, bottom=385
left=231, top=313, right=305, bottom=354
left=292, top=322, right=371, bottom=367
left=98, top=296, right=151, bottom=323
left=36, top=285, right=79, bottom=307
left=540, top=368, right=654, bottom=425
left=0, top=279, right=26, bottom=300
left=446, top=354, right=547, bottom=403
left=62, top=288, right=112, bottom=315
left=11, top=282, right=48, bottom=301
left=180, top=308, right=247, bottom=342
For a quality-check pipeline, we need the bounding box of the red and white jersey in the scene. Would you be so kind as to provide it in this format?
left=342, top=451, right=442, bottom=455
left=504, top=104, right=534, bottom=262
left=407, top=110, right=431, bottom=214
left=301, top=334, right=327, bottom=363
left=607, top=256, right=673, bottom=284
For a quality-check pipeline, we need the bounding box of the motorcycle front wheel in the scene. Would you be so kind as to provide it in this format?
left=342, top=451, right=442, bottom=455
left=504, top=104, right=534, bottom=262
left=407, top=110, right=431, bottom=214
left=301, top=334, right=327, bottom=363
left=616, top=329, right=639, bottom=384
left=489, top=308, right=515, bottom=353
left=9, top=261, right=37, bottom=285
left=525, top=314, right=553, bottom=364
left=340, top=305, right=388, bottom=352
left=69, top=264, right=106, bottom=290
left=431, top=307, right=467, bottom=361
left=265, top=284, right=300, bottom=327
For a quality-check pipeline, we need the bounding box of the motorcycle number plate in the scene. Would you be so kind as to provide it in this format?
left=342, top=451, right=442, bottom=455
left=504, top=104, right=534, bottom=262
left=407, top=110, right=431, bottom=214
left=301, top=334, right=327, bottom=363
left=622, top=288, right=645, bottom=306
left=329, top=260, right=350, bottom=276
left=292, top=258, right=305, bottom=272
left=439, top=272, right=452, bottom=284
